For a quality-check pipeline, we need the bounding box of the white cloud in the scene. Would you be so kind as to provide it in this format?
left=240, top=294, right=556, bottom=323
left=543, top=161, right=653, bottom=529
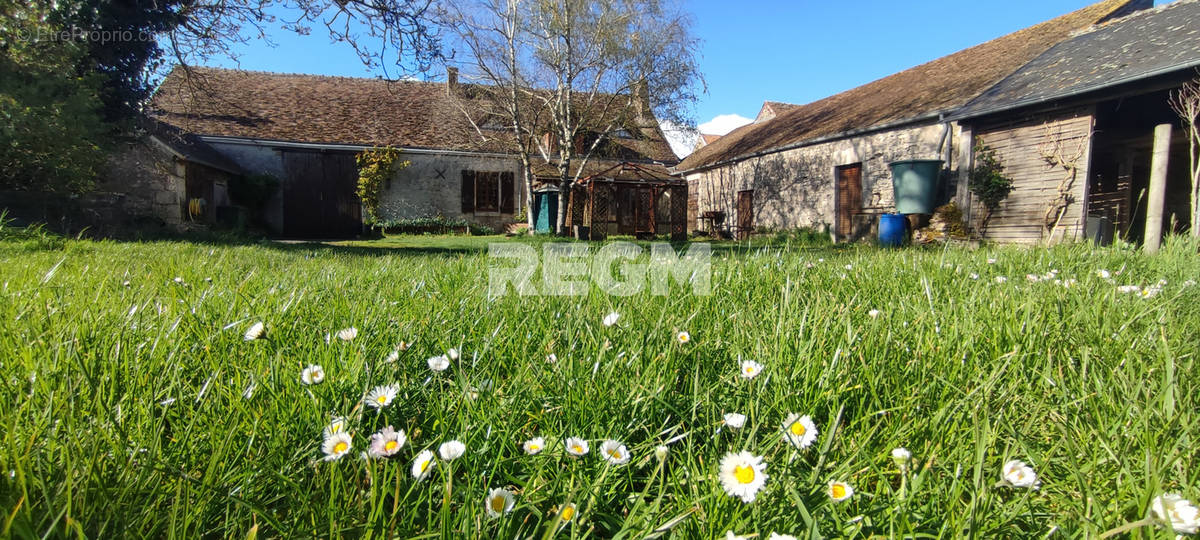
left=659, top=120, right=701, bottom=160
left=698, top=114, right=753, bottom=136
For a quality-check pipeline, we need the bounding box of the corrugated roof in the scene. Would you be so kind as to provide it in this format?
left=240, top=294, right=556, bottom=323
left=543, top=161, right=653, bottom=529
left=149, top=66, right=678, bottom=164
left=954, top=0, right=1200, bottom=120
left=676, top=0, right=1144, bottom=173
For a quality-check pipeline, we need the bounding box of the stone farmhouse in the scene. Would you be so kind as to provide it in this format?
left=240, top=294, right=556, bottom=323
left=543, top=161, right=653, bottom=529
left=675, top=0, right=1174, bottom=244
left=134, top=66, right=678, bottom=238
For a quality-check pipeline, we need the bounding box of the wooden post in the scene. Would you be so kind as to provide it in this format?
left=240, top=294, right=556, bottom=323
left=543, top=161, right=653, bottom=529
left=1145, top=123, right=1172, bottom=253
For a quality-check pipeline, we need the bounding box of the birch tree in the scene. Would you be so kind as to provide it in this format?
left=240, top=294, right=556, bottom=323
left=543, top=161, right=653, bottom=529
left=1169, top=75, right=1200, bottom=237
left=527, top=0, right=701, bottom=234
left=444, top=0, right=701, bottom=234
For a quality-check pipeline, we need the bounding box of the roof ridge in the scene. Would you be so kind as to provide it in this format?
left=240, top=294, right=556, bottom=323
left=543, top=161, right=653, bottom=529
left=677, top=0, right=1140, bottom=172
left=178, top=65, right=439, bottom=86
left=1070, top=0, right=1197, bottom=37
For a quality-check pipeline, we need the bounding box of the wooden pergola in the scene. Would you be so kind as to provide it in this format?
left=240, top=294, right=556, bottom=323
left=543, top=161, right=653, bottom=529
left=563, top=162, right=687, bottom=241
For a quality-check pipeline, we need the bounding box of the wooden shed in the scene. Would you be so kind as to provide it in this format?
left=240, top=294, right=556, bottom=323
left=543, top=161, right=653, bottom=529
left=562, top=161, right=687, bottom=241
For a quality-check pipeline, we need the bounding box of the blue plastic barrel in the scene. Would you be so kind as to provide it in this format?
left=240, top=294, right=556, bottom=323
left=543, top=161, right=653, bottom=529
left=879, top=214, right=907, bottom=247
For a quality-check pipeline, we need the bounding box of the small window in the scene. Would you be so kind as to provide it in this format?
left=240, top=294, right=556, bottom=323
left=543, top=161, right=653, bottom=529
left=461, top=170, right=516, bottom=214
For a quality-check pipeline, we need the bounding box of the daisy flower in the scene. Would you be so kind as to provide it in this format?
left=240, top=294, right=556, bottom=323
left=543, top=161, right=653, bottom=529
left=891, top=447, right=912, bottom=469
left=768, top=534, right=798, bottom=540
left=1097, top=269, right=1112, bottom=279
left=1001, top=459, right=1040, bottom=489
left=365, top=384, right=398, bottom=410
left=323, top=417, right=348, bottom=438
left=484, top=488, right=515, bottom=518
left=411, top=449, right=436, bottom=480
left=243, top=322, right=265, bottom=341
left=987, top=258, right=997, bottom=264
left=676, top=331, right=691, bottom=345
left=723, top=413, right=746, bottom=430
left=301, top=364, right=325, bottom=385
left=718, top=451, right=768, bottom=503
left=828, top=480, right=853, bottom=502
left=725, top=533, right=749, bottom=540
left=564, top=437, right=589, bottom=457
left=868, top=309, right=881, bottom=318
left=384, top=350, right=400, bottom=363
left=603, top=311, right=620, bottom=327
left=439, top=440, right=466, bottom=460
left=994, top=276, right=1008, bottom=284
left=739, top=359, right=763, bottom=379
left=523, top=437, right=545, bottom=455
left=1118, top=285, right=1141, bottom=294
left=546, top=353, right=558, bottom=363
left=557, top=503, right=577, bottom=523
left=969, top=273, right=980, bottom=280
left=336, top=327, right=357, bottom=341
left=654, top=445, right=669, bottom=461
left=368, top=426, right=407, bottom=458
left=1140, top=286, right=1162, bottom=298
left=427, top=355, right=451, bottom=372
left=321, top=432, right=353, bottom=462
left=599, top=439, right=630, bottom=465
left=782, top=413, right=818, bottom=449
left=447, top=348, right=460, bottom=360
left=1151, top=493, right=1200, bottom=534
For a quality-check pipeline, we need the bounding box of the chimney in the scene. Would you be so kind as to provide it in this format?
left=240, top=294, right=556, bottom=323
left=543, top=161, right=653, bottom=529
left=633, top=79, right=651, bottom=121
left=446, top=67, right=459, bottom=96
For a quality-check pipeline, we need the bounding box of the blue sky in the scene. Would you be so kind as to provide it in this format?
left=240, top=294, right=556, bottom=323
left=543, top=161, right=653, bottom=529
left=209, top=0, right=1171, bottom=149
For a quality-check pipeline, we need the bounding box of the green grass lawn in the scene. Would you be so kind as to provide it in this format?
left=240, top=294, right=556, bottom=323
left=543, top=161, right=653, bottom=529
left=1, top=229, right=1197, bottom=538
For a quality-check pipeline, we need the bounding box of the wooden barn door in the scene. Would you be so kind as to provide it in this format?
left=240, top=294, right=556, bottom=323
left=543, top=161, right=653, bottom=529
left=736, top=190, right=753, bottom=240
left=836, top=164, right=862, bottom=239
left=281, top=151, right=361, bottom=238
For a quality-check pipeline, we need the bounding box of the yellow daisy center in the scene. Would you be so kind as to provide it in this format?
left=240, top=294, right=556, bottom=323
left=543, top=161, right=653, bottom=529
left=384, top=440, right=399, bottom=451
left=420, top=459, right=431, bottom=472
left=560, top=506, right=575, bottom=522
left=376, top=395, right=388, bottom=404
left=529, top=444, right=540, bottom=451
left=333, top=442, right=348, bottom=454
left=608, top=449, right=621, bottom=459
left=790, top=421, right=806, bottom=436
left=744, top=366, right=754, bottom=373
left=734, top=465, right=756, bottom=484
left=831, top=484, right=846, bottom=499
left=572, top=445, right=584, bottom=453
left=490, top=495, right=506, bottom=513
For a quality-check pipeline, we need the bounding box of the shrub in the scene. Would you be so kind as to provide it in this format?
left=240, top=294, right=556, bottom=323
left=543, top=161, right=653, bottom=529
left=968, top=143, right=1015, bottom=229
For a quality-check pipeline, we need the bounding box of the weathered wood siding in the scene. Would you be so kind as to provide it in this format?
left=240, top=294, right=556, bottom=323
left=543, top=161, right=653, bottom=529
left=973, top=107, right=1094, bottom=244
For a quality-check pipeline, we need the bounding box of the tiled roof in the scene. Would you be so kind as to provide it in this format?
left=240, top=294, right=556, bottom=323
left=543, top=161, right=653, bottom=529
left=955, top=0, right=1200, bottom=120
left=149, top=66, right=677, bottom=164
left=676, top=0, right=1145, bottom=173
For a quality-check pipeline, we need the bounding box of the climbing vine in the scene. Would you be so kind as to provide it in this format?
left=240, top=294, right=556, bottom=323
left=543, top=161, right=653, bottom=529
left=355, top=147, right=409, bottom=225
left=968, top=142, right=1015, bottom=231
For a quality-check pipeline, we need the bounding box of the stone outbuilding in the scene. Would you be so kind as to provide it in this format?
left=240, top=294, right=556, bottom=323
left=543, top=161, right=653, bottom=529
left=675, top=0, right=1150, bottom=243
left=146, top=66, right=680, bottom=238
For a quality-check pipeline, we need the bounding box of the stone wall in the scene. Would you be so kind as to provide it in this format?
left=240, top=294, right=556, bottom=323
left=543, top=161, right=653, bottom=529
left=100, top=137, right=189, bottom=230
left=379, top=152, right=524, bottom=229
left=686, top=121, right=959, bottom=241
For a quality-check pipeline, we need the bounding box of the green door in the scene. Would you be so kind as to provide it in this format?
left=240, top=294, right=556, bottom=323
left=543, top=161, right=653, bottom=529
left=534, top=192, right=558, bottom=233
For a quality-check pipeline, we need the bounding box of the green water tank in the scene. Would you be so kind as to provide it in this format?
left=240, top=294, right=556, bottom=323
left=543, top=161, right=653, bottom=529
left=889, top=160, right=944, bottom=215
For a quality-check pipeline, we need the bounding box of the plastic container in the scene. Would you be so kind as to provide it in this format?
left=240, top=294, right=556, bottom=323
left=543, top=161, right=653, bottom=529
left=879, top=213, right=908, bottom=247
left=889, top=160, right=944, bottom=214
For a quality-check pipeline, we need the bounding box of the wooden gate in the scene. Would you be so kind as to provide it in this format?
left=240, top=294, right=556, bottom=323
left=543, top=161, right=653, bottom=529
left=281, top=151, right=362, bottom=238
left=736, top=190, right=753, bottom=240
left=836, top=164, right=862, bottom=239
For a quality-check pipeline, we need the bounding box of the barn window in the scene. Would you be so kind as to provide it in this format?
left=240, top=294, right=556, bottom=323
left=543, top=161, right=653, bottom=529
left=461, top=170, right=516, bottom=214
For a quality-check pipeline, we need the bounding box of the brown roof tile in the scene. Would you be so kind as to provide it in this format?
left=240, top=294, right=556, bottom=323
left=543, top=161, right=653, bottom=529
left=149, top=66, right=677, bottom=164
left=677, top=0, right=1145, bottom=173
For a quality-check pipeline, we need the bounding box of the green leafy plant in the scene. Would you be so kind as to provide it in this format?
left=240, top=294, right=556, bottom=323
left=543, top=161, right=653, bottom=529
left=355, top=147, right=409, bottom=225
left=969, top=143, right=1015, bottom=230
